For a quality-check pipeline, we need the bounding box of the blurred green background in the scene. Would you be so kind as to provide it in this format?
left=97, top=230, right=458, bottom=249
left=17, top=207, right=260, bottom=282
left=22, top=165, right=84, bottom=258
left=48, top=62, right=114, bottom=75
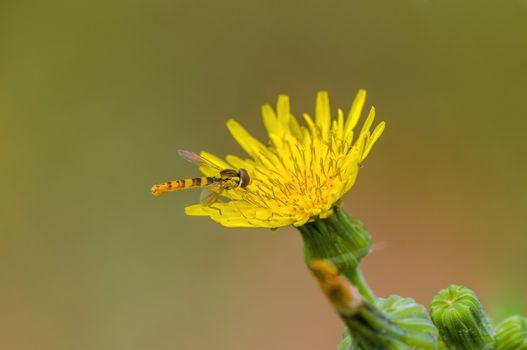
left=1, top=1, right=527, bottom=349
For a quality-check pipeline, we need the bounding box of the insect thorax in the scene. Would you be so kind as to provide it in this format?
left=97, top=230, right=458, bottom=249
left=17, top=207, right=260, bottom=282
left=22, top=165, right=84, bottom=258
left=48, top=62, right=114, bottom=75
left=220, top=176, right=241, bottom=190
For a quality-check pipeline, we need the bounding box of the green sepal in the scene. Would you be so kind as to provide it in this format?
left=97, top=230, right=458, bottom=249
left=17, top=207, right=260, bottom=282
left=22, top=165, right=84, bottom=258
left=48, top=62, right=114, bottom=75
left=495, top=315, right=527, bottom=350
left=430, top=285, right=494, bottom=349
left=298, top=206, right=371, bottom=272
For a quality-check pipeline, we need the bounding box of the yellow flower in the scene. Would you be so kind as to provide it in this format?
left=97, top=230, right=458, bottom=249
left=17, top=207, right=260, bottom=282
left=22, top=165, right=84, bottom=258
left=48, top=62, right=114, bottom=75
left=185, top=91, right=385, bottom=228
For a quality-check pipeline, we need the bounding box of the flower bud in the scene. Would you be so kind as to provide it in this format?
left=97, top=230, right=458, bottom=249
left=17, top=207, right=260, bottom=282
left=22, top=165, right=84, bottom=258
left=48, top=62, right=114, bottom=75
left=494, top=315, right=527, bottom=350
left=335, top=295, right=438, bottom=349
left=377, top=295, right=438, bottom=349
left=430, top=285, right=494, bottom=349
left=311, top=260, right=437, bottom=349
left=299, top=207, right=371, bottom=278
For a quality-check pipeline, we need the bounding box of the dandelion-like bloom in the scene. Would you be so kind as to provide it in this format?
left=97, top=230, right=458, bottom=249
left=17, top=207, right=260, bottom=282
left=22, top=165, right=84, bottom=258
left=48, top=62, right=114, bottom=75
left=185, top=91, right=385, bottom=228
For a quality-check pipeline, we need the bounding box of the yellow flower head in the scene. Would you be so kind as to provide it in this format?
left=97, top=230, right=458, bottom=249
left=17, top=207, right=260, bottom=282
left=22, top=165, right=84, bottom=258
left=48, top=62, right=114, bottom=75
left=185, top=91, right=385, bottom=228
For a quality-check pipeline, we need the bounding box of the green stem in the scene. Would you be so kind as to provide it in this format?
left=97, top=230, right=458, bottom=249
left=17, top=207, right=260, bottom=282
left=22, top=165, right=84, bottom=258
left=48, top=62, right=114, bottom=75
left=346, top=268, right=375, bottom=303
left=298, top=206, right=374, bottom=302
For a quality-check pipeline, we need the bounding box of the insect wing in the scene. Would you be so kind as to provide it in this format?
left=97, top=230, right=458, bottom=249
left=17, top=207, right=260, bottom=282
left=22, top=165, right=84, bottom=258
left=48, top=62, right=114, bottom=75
left=199, top=184, right=223, bottom=206
left=178, top=150, right=224, bottom=173
left=177, top=149, right=205, bottom=166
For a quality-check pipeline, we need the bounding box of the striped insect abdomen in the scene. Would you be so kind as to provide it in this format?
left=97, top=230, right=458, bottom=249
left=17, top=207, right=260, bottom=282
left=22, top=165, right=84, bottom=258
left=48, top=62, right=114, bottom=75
left=151, top=177, right=216, bottom=197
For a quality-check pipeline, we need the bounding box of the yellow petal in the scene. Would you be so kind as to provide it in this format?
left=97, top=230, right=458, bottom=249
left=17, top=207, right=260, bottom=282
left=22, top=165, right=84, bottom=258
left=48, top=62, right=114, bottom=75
left=185, top=204, right=219, bottom=216
left=344, top=89, right=366, bottom=140
left=360, top=106, right=375, bottom=137
left=226, top=119, right=268, bottom=160
left=200, top=202, right=296, bottom=228
left=261, top=104, right=279, bottom=135
left=362, top=121, right=385, bottom=161
left=225, top=154, right=254, bottom=170
left=302, top=113, right=318, bottom=137
left=200, top=151, right=231, bottom=167
left=277, top=94, right=302, bottom=139
left=336, top=108, right=344, bottom=140
left=277, top=94, right=291, bottom=125
left=315, top=91, right=331, bottom=139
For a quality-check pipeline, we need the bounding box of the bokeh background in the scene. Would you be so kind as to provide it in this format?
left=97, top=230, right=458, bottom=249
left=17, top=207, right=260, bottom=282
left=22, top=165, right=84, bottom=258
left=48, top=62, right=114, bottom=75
left=1, top=1, right=527, bottom=349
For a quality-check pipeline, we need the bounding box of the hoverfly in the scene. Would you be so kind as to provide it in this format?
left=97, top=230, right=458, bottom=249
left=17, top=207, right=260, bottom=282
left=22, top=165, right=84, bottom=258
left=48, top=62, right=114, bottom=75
left=151, top=150, right=250, bottom=205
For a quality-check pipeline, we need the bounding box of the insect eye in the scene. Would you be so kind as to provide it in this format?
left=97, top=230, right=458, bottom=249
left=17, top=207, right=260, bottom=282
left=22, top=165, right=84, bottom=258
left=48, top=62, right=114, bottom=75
left=220, top=169, right=238, bottom=177
left=239, top=169, right=250, bottom=188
